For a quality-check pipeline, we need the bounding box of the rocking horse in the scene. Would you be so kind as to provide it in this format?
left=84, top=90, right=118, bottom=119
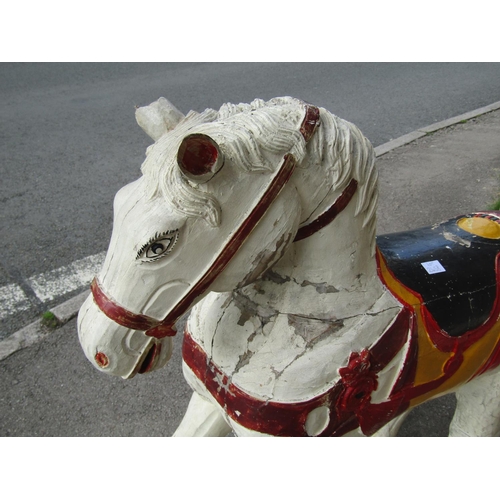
left=77, top=96, right=500, bottom=436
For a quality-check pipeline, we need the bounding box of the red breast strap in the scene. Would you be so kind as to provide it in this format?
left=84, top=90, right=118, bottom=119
left=182, top=305, right=413, bottom=436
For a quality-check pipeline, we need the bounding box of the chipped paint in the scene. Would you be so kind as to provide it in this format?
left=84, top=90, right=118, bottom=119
left=443, top=230, right=472, bottom=248
left=287, top=314, right=344, bottom=344
left=300, top=280, right=339, bottom=294
left=239, top=231, right=292, bottom=287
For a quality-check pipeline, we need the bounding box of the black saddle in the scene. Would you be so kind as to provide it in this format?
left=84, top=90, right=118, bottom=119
left=377, top=213, right=500, bottom=337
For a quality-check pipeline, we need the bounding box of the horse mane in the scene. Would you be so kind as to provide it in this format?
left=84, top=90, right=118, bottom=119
left=305, top=108, right=378, bottom=255
left=140, top=97, right=377, bottom=253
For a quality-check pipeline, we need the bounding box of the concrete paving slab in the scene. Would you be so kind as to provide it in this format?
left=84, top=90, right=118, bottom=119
left=377, top=107, right=500, bottom=236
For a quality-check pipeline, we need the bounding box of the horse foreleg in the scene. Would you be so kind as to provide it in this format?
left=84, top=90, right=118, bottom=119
left=449, top=368, right=500, bottom=437
left=173, top=391, right=232, bottom=437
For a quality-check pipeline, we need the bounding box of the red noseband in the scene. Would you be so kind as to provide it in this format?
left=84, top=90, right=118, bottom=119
left=91, top=278, right=177, bottom=338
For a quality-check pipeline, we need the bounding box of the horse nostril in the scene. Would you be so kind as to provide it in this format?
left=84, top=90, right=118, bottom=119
left=138, top=343, right=161, bottom=374
left=95, top=351, right=110, bottom=368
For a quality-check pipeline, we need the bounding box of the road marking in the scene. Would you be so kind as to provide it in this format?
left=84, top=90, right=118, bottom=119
left=27, top=252, right=106, bottom=303
left=1, top=252, right=105, bottom=323
left=0, top=284, right=32, bottom=321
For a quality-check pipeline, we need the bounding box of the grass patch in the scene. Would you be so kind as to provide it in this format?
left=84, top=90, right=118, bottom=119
left=490, top=198, right=500, bottom=211
left=41, top=311, right=60, bottom=329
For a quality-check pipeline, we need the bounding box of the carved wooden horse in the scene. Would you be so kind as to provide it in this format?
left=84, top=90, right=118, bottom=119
left=78, top=97, right=500, bottom=436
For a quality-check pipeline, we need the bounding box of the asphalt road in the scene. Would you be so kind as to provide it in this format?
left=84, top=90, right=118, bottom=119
left=2, top=62, right=500, bottom=336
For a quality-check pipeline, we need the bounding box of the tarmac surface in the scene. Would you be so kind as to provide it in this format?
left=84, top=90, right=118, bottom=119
left=1, top=103, right=499, bottom=437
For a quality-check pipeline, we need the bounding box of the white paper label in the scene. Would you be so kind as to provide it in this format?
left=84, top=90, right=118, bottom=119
left=421, top=260, right=446, bottom=274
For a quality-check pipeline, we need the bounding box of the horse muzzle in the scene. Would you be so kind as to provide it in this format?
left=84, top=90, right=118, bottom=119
left=77, top=293, right=173, bottom=379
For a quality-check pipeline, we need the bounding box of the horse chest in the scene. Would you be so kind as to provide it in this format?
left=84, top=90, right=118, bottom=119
left=183, top=287, right=402, bottom=404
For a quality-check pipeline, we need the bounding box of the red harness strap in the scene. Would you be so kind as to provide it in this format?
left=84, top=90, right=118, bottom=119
left=91, top=103, right=327, bottom=338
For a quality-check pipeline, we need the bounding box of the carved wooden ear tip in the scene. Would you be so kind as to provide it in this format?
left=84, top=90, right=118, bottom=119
left=135, top=97, right=185, bottom=141
left=177, top=133, right=223, bottom=182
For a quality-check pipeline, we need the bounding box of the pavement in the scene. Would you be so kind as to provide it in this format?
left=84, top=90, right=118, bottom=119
left=1, top=101, right=499, bottom=437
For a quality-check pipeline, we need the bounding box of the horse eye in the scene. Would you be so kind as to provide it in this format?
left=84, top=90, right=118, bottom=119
left=146, top=240, right=170, bottom=258
left=139, top=231, right=179, bottom=261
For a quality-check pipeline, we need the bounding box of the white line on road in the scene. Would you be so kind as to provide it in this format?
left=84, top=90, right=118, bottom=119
left=0, top=284, right=32, bottom=321
left=1, top=252, right=105, bottom=322
left=27, top=252, right=106, bottom=303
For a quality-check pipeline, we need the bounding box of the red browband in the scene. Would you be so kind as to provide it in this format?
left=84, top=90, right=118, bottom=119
left=90, top=103, right=358, bottom=338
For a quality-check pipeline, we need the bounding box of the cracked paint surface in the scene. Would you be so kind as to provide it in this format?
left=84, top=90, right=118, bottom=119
left=186, top=282, right=402, bottom=404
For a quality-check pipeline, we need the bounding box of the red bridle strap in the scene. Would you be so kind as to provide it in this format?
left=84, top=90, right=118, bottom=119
left=293, top=178, right=358, bottom=242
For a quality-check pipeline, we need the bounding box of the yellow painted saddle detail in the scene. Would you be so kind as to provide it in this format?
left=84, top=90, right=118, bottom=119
left=458, top=217, right=500, bottom=239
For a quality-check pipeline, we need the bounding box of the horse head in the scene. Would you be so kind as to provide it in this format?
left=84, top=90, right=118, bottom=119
left=78, top=97, right=319, bottom=378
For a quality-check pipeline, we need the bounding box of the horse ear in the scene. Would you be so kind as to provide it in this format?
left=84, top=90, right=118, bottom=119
left=177, top=133, right=224, bottom=183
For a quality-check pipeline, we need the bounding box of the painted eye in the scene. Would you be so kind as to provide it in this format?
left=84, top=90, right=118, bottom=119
left=138, top=230, right=179, bottom=262
left=146, top=239, right=172, bottom=258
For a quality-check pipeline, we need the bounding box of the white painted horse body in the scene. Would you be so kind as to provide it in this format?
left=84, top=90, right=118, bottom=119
left=78, top=97, right=500, bottom=436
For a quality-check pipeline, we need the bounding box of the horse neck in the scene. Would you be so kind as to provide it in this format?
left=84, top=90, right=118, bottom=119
left=266, top=189, right=386, bottom=318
